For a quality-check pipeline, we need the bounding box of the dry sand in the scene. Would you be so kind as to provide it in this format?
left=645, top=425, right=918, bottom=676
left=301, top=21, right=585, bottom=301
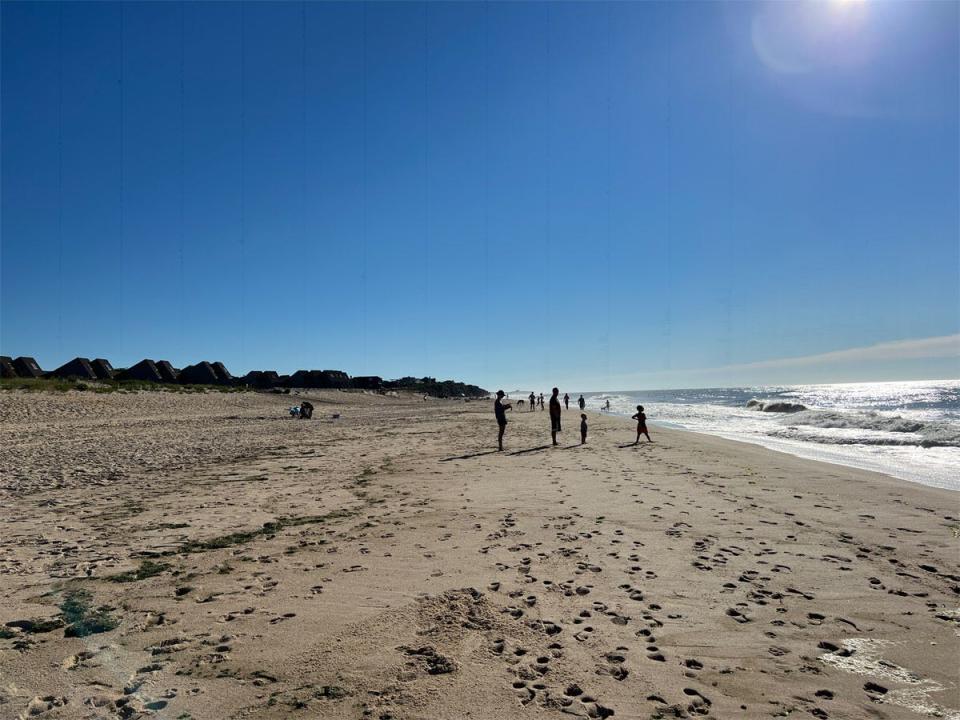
left=0, top=389, right=957, bottom=720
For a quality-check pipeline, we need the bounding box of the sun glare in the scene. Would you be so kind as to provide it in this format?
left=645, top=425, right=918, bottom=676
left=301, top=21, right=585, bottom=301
left=751, top=0, right=871, bottom=76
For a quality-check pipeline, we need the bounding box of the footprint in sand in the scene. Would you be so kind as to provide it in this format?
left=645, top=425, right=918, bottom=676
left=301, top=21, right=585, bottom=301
left=683, top=687, right=712, bottom=715
left=25, top=695, right=69, bottom=716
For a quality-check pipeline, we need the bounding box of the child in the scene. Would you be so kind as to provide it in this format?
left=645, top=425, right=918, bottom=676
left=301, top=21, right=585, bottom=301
left=580, top=413, right=588, bottom=444
left=631, top=405, right=651, bottom=444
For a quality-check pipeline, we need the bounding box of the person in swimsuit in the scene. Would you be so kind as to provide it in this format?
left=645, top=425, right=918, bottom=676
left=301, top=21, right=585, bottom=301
left=580, top=413, right=588, bottom=444
left=564, top=393, right=570, bottom=410
left=539, top=393, right=545, bottom=410
left=549, top=387, right=562, bottom=445
left=495, top=391, right=512, bottom=451
left=578, top=395, right=586, bottom=411
left=529, top=392, right=536, bottom=411
left=631, top=404, right=651, bottom=444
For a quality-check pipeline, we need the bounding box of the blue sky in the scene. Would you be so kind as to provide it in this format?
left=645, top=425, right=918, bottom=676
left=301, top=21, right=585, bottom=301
left=2, top=0, right=957, bottom=390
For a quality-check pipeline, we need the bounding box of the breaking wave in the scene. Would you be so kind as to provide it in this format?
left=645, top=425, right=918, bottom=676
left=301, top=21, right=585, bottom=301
left=777, top=410, right=960, bottom=448
left=746, top=399, right=807, bottom=413
left=583, top=381, right=959, bottom=489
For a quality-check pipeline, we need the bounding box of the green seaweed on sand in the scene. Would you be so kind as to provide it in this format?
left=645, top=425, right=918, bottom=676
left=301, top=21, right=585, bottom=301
left=105, top=559, right=170, bottom=583
left=179, top=509, right=357, bottom=554
left=60, top=590, right=119, bottom=637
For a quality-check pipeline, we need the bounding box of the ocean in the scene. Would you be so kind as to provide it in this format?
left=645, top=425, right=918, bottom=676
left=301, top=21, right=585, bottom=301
left=576, top=380, right=960, bottom=492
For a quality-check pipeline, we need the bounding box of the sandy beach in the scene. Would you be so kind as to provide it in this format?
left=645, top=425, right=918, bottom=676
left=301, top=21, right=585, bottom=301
left=0, top=389, right=957, bottom=720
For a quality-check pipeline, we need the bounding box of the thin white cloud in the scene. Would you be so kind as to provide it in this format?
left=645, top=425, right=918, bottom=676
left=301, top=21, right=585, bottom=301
left=720, top=334, right=960, bottom=372
left=537, top=334, right=960, bottom=391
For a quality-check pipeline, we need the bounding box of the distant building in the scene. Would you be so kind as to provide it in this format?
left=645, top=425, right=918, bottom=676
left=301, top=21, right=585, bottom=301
left=352, top=375, right=383, bottom=390
left=242, top=370, right=280, bottom=388
left=117, top=359, right=163, bottom=383
left=285, top=370, right=321, bottom=388
left=323, top=370, right=351, bottom=388
left=284, top=369, right=352, bottom=389
left=0, top=356, right=16, bottom=378
left=90, top=358, right=115, bottom=380
left=12, top=357, right=43, bottom=378
left=155, top=361, right=179, bottom=383
left=51, top=357, right=98, bottom=380
left=178, top=361, right=219, bottom=385
left=210, top=362, right=233, bottom=385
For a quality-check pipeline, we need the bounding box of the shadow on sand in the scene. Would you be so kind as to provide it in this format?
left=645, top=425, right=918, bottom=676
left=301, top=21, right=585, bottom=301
left=440, top=450, right=501, bottom=462
left=508, top=445, right=552, bottom=456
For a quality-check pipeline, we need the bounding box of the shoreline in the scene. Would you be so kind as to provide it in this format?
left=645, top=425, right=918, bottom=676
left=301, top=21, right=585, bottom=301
left=1, top=390, right=957, bottom=719
left=646, top=420, right=960, bottom=493
left=596, top=411, right=960, bottom=494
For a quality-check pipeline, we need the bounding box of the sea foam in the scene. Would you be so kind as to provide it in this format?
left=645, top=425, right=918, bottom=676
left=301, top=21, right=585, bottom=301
left=779, top=409, right=960, bottom=448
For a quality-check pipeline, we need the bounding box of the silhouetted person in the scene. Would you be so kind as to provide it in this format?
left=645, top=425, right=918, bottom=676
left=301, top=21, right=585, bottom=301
left=539, top=393, right=545, bottom=410
left=578, top=395, right=586, bottom=411
left=604, top=399, right=611, bottom=412
left=564, top=393, right=570, bottom=410
left=549, top=387, right=562, bottom=445
left=632, top=405, right=652, bottom=443
left=495, top=391, right=512, bottom=451
left=529, top=392, right=536, bottom=411
left=580, top=413, right=588, bottom=444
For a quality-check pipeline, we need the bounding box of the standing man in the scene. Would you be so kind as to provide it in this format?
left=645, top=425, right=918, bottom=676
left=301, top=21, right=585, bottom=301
left=539, top=393, right=545, bottom=410
left=578, top=394, right=586, bottom=411
left=563, top=393, right=570, bottom=410
left=495, top=391, right=512, bottom=451
left=529, top=391, right=536, bottom=411
left=549, top=387, right=562, bottom=446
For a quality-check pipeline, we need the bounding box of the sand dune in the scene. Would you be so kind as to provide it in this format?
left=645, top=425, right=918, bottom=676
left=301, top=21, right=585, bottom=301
left=0, top=390, right=957, bottom=719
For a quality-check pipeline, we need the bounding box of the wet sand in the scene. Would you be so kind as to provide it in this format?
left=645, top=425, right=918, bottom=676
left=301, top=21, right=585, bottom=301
left=0, top=389, right=957, bottom=720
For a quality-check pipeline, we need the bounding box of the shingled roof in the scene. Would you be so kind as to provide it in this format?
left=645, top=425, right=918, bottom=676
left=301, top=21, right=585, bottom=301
left=178, top=361, right=219, bottom=385
left=118, top=359, right=163, bottom=383
left=210, top=362, right=233, bottom=384
left=155, top=360, right=179, bottom=383
left=51, top=357, right=97, bottom=380
left=12, top=357, right=43, bottom=378
left=90, top=358, right=114, bottom=380
left=0, top=356, right=16, bottom=378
